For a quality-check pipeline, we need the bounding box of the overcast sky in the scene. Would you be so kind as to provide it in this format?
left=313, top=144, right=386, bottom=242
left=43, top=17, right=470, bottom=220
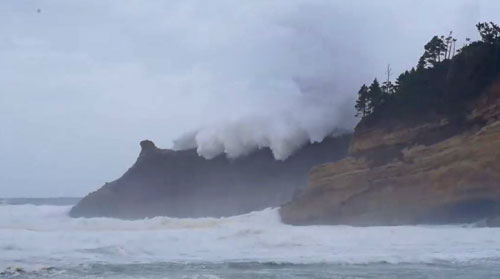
left=1, top=0, right=499, bottom=197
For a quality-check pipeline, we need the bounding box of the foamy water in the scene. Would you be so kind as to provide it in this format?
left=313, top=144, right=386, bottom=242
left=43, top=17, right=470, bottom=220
left=2, top=203, right=500, bottom=278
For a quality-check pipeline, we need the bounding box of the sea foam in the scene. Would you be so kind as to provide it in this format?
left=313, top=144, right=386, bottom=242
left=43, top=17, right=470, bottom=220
left=1, top=204, right=500, bottom=271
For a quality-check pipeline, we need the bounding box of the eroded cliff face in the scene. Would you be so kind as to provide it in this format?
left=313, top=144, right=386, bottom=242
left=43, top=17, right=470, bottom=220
left=69, top=135, right=351, bottom=219
left=280, top=82, right=500, bottom=226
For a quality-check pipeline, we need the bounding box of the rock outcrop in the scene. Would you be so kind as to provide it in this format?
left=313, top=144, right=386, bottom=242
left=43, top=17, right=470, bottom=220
left=69, top=135, right=350, bottom=219
left=280, top=82, right=500, bottom=225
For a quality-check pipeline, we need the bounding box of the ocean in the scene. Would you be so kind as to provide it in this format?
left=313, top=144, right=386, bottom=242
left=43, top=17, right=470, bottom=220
left=1, top=198, right=500, bottom=279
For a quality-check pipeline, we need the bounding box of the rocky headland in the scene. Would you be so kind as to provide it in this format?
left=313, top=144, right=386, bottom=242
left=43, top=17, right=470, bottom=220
left=280, top=21, right=500, bottom=226
left=280, top=81, right=500, bottom=225
left=72, top=22, right=500, bottom=225
left=69, top=135, right=350, bottom=219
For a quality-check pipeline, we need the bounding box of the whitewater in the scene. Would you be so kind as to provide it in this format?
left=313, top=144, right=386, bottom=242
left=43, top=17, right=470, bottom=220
left=2, top=202, right=500, bottom=278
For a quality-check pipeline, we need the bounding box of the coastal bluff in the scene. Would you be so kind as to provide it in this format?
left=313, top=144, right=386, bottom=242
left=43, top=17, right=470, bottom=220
left=280, top=82, right=500, bottom=226
left=69, top=135, right=350, bottom=219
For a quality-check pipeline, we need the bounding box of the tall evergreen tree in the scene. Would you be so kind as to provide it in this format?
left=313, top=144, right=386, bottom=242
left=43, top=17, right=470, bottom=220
left=367, top=79, right=385, bottom=112
left=355, top=84, right=369, bottom=117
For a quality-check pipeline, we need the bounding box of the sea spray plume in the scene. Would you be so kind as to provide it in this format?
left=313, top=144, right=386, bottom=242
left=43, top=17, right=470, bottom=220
left=175, top=117, right=311, bottom=160
left=168, top=1, right=407, bottom=159
left=173, top=79, right=354, bottom=160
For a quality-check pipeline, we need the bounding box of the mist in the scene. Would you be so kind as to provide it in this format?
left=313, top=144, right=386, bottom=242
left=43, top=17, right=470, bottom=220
left=1, top=0, right=499, bottom=196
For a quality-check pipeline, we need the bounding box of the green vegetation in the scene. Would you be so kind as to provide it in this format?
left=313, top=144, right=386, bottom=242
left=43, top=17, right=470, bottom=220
left=355, top=22, right=500, bottom=125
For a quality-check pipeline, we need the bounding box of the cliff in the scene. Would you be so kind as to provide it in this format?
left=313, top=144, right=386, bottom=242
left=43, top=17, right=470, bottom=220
left=69, top=135, right=350, bottom=219
left=280, top=81, right=500, bottom=225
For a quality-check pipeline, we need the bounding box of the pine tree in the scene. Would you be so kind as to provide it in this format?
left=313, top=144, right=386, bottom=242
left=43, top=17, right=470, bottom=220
left=353, top=22, right=500, bottom=126
left=355, top=84, right=369, bottom=117
left=367, top=79, right=385, bottom=112
left=476, top=22, right=500, bottom=44
left=417, top=36, right=447, bottom=68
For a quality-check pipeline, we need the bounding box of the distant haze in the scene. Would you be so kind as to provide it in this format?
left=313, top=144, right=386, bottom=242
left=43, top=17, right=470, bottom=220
left=1, top=0, right=499, bottom=197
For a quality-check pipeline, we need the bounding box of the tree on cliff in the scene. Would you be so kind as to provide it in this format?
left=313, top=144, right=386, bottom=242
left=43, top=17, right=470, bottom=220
left=443, top=31, right=458, bottom=59
left=417, top=36, right=447, bottom=69
left=355, top=79, right=389, bottom=118
left=382, top=64, right=395, bottom=95
left=381, top=80, right=395, bottom=95
left=367, top=79, right=386, bottom=113
left=476, top=22, right=500, bottom=44
left=354, top=22, right=500, bottom=124
left=355, top=84, right=369, bottom=117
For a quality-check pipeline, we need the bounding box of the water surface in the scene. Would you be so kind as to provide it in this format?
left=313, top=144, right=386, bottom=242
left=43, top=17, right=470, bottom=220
left=1, top=199, right=500, bottom=278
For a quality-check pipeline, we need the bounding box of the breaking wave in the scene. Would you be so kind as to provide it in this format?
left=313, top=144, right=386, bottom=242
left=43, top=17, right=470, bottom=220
left=2, top=204, right=500, bottom=273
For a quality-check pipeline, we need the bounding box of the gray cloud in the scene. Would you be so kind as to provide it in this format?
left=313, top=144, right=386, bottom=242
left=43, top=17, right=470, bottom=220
left=1, top=0, right=499, bottom=196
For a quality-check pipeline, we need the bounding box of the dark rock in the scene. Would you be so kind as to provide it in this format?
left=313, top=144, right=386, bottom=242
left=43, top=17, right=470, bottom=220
left=70, top=135, right=351, bottom=219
